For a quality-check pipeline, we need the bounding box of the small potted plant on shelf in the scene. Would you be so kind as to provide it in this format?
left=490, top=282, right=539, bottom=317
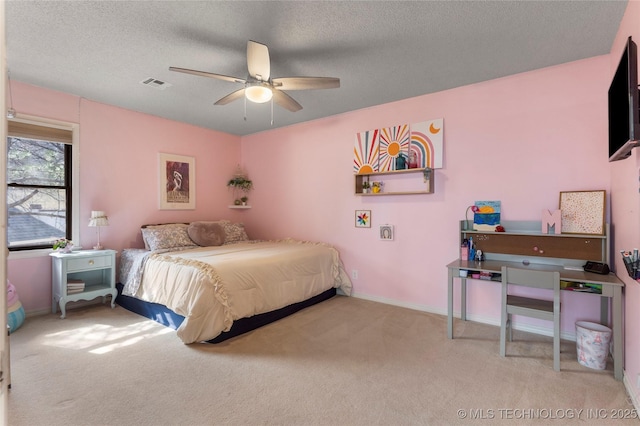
left=362, top=181, right=371, bottom=194
left=371, top=181, right=384, bottom=193
left=227, top=177, right=253, bottom=192
left=228, top=167, right=253, bottom=207
left=53, top=238, right=73, bottom=253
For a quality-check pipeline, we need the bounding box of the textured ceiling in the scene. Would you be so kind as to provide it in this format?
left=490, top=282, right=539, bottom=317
left=6, top=1, right=627, bottom=136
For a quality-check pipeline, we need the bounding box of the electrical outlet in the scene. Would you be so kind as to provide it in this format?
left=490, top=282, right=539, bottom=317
left=351, top=269, right=358, bottom=280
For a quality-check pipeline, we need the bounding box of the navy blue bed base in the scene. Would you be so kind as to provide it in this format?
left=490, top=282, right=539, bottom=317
left=115, top=283, right=336, bottom=343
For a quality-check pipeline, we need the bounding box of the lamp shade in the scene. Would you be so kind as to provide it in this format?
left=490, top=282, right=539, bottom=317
left=88, top=211, right=109, bottom=227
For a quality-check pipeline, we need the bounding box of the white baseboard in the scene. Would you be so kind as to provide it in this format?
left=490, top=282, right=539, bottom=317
left=24, top=308, right=52, bottom=318
left=350, top=292, right=579, bottom=341
left=351, top=291, right=447, bottom=316
left=623, top=372, right=640, bottom=412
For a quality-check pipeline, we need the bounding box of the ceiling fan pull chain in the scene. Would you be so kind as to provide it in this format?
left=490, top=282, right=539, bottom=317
left=270, top=98, right=274, bottom=126
left=244, top=95, right=247, bottom=121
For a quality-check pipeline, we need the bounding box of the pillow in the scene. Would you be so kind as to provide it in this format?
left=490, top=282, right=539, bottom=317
left=222, top=221, right=249, bottom=244
left=141, top=223, right=189, bottom=250
left=141, top=224, right=197, bottom=251
left=187, top=222, right=226, bottom=247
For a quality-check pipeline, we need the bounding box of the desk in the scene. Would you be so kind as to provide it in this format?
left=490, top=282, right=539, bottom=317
left=447, top=259, right=625, bottom=380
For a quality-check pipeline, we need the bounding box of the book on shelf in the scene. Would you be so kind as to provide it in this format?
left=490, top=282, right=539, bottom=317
left=67, top=279, right=85, bottom=293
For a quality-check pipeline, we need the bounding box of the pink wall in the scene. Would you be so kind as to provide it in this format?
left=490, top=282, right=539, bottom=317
left=241, top=55, right=611, bottom=331
left=7, top=6, right=638, bottom=397
left=609, top=0, right=640, bottom=406
left=7, top=82, right=242, bottom=313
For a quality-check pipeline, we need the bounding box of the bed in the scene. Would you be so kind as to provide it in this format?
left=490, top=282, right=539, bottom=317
left=117, top=221, right=352, bottom=344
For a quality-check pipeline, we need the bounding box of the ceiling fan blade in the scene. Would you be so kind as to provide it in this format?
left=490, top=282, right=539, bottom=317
left=272, top=77, right=340, bottom=90
left=169, top=66, right=245, bottom=84
left=247, top=40, right=270, bottom=81
left=214, top=88, right=246, bottom=106
left=272, top=90, right=302, bottom=112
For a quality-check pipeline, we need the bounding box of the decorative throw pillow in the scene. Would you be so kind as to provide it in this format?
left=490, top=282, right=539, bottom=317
left=141, top=223, right=189, bottom=249
left=222, top=221, right=249, bottom=244
left=141, top=224, right=197, bottom=251
left=187, top=222, right=226, bottom=247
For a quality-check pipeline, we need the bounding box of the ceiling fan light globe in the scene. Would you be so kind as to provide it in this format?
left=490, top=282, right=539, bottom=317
left=245, top=85, right=273, bottom=103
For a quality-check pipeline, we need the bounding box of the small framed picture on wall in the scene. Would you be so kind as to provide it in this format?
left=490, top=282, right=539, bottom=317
left=379, top=225, right=394, bottom=241
left=355, top=210, right=371, bottom=228
left=158, top=152, right=196, bottom=210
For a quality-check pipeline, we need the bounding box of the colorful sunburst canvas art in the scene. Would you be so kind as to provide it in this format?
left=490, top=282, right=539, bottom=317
left=409, top=119, right=443, bottom=169
left=354, top=119, right=444, bottom=174
left=353, top=129, right=380, bottom=174
left=378, top=124, right=410, bottom=172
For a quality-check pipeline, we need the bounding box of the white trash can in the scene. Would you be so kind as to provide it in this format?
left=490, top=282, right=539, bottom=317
left=576, top=321, right=612, bottom=370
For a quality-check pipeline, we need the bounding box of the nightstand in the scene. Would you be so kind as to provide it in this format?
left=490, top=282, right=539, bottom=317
left=50, top=249, right=117, bottom=319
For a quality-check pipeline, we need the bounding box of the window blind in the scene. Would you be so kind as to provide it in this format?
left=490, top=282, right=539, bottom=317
left=8, top=121, right=73, bottom=144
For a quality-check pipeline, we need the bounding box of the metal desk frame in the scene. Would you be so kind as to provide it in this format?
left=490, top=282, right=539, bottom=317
left=447, top=259, right=624, bottom=380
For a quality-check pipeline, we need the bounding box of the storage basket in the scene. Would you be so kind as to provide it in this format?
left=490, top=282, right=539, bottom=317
left=576, top=321, right=611, bottom=370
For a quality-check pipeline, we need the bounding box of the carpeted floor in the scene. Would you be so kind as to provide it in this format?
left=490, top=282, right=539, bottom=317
left=7, top=296, right=637, bottom=425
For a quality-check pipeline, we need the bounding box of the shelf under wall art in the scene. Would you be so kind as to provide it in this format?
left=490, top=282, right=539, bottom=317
left=353, top=118, right=443, bottom=174
left=158, top=152, right=196, bottom=210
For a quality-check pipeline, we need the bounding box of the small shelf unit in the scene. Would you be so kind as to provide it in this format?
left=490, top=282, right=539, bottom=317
left=460, top=220, right=609, bottom=266
left=355, top=167, right=434, bottom=195
left=228, top=205, right=251, bottom=209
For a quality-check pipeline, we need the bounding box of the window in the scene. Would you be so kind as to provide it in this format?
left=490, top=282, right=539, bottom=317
left=7, top=120, right=74, bottom=251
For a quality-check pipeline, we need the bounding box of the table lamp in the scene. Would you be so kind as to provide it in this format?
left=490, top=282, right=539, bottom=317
left=88, top=210, right=109, bottom=250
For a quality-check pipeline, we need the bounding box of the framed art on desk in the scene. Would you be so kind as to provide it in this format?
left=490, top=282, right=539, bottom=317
left=559, top=190, right=605, bottom=235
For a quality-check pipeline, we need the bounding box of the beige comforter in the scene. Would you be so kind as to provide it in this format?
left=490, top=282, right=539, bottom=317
left=131, top=240, right=352, bottom=343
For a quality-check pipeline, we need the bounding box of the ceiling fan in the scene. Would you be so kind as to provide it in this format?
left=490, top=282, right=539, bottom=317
left=169, top=40, right=340, bottom=113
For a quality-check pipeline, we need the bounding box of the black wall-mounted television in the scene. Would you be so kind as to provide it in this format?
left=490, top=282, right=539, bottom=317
left=608, top=36, right=640, bottom=162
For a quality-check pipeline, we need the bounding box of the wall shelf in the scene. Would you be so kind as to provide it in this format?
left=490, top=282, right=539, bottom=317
left=355, top=167, right=434, bottom=195
left=228, top=205, right=251, bottom=209
left=460, top=220, right=609, bottom=266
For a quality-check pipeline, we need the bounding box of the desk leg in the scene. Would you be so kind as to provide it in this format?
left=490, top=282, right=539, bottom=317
left=448, top=270, right=468, bottom=340
left=612, top=287, right=623, bottom=381
left=448, top=268, right=454, bottom=339
left=461, top=277, right=467, bottom=322
left=600, top=296, right=609, bottom=326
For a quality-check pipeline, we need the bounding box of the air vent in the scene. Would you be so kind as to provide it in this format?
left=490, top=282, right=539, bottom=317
left=140, top=77, right=172, bottom=90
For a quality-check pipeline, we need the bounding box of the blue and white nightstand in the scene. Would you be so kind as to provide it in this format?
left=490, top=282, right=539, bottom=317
left=50, top=249, right=117, bottom=319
